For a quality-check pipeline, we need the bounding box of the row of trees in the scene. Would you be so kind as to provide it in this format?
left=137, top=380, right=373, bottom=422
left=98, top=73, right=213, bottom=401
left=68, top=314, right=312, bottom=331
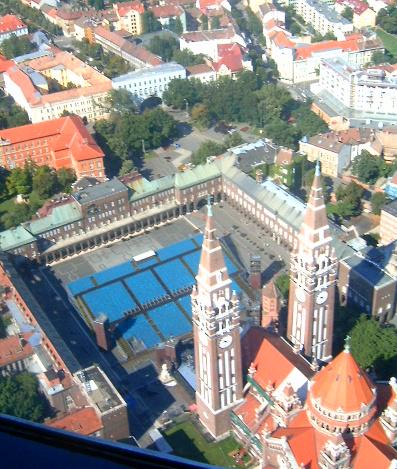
left=164, top=72, right=328, bottom=148
left=94, top=108, right=178, bottom=176
left=0, top=165, right=76, bottom=229
left=73, top=39, right=132, bottom=79
left=0, top=97, right=30, bottom=130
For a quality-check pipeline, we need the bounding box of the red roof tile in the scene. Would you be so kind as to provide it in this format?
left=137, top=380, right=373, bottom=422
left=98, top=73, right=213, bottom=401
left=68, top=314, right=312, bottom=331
left=47, top=407, right=103, bottom=436
left=0, top=15, right=27, bottom=34
left=0, top=334, right=34, bottom=368
left=151, top=5, right=184, bottom=18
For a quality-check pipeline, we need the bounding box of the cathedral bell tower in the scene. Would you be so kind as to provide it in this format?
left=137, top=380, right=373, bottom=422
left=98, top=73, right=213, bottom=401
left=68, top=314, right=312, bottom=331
left=287, top=162, right=337, bottom=361
left=192, top=198, right=243, bottom=438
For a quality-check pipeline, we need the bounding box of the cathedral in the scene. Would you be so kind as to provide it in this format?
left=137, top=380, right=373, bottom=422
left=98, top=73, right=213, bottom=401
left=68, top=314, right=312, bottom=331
left=192, top=167, right=397, bottom=467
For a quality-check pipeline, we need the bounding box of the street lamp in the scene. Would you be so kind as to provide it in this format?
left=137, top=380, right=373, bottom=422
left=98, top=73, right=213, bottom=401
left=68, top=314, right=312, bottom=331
left=183, top=98, right=189, bottom=115
left=141, top=139, right=145, bottom=154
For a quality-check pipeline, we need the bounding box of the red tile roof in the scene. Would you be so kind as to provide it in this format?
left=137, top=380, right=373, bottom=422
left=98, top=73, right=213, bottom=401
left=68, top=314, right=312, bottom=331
left=186, top=63, right=214, bottom=75
left=295, top=35, right=362, bottom=60
left=0, top=15, right=27, bottom=34
left=114, top=1, right=144, bottom=16
left=309, top=349, right=376, bottom=414
left=47, top=407, right=103, bottom=436
left=151, top=5, right=184, bottom=18
left=335, top=0, right=369, bottom=15
left=213, top=43, right=243, bottom=72
left=0, top=116, right=104, bottom=164
left=0, top=54, right=14, bottom=73
left=0, top=334, right=34, bottom=368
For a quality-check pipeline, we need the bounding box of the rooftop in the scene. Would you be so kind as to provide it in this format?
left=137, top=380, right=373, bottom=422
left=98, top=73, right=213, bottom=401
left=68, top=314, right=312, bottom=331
left=73, top=177, right=128, bottom=205
left=0, top=334, right=34, bottom=368
left=304, top=0, right=351, bottom=25
left=47, top=407, right=103, bottom=436
left=112, top=63, right=185, bottom=83
left=0, top=15, right=27, bottom=34
left=75, top=366, right=125, bottom=414
left=181, top=27, right=235, bottom=43
left=151, top=5, right=184, bottom=18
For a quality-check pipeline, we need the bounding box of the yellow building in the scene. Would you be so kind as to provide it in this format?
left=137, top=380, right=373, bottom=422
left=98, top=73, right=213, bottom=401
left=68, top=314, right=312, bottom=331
left=113, top=1, right=144, bottom=36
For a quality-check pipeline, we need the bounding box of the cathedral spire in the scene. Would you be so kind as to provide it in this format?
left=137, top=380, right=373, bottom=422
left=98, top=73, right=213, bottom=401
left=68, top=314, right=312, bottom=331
left=196, top=196, right=230, bottom=296
left=192, top=196, right=243, bottom=438
left=287, top=163, right=337, bottom=361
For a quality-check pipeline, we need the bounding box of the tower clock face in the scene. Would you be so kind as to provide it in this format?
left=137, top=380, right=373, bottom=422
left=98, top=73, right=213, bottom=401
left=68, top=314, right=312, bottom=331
left=219, top=335, right=232, bottom=349
left=316, top=291, right=328, bottom=305
left=296, top=288, right=305, bottom=303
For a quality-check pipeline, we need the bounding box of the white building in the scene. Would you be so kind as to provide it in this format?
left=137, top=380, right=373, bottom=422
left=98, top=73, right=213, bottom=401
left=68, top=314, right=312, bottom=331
left=0, top=15, right=28, bottom=43
left=112, top=63, right=186, bottom=102
left=180, top=28, right=246, bottom=61
left=292, top=0, right=353, bottom=39
left=318, top=57, right=397, bottom=116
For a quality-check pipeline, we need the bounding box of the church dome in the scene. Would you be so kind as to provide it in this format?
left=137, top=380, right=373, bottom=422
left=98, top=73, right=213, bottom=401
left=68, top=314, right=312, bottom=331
left=306, top=342, right=377, bottom=435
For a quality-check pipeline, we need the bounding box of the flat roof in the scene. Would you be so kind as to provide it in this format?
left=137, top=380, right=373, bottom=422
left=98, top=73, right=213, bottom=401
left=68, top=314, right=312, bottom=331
left=112, top=63, right=185, bottom=83
left=73, top=178, right=128, bottom=205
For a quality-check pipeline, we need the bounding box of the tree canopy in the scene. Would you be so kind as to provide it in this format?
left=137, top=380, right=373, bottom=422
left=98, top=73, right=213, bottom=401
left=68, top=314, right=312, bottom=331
left=351, top=150, right=389, bottom=185
left=377, top=5, right=397, bottom=34
left=341, top=6, right=353, bottom=21
left=371, top=192, right=388, bottom=215
left=146, top=36, right=179, bottom=62
left=164, top=72, right=326, bottom=150
left=94, top=108, right=178, bottom=175
left=329, top=182, right=363, bottom=219
left=0, top=373, right=47, bottom=422
left=350, top=315, right=397, bottom=379
left=1, top=34, right=34, bottom=59
left=191, top=140, right=226, bottom=165
left=142, top=11, right=162, bottom=33
left=275, top=273, right=289, bottom=299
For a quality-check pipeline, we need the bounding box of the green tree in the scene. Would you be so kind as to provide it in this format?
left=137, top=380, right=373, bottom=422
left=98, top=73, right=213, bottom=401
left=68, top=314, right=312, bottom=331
left=246, top=7, right=263, bottom=36
left=191, top=103, right=211, bottom=128
left=147, top=36, right=179, bottom=61
left=371, top=50, right=390, bottom=65
left=192, top=140, right=226, bottom=165
left=341, top=6, right=353, bottom=21
left=56, top=168, right=76, bottom=193
left=351, top=150, right=384, bottom=184
left=224, top=132, right=244, bottom=148
left=6, top=167, right=32, bottom=196
left=1, top=34, right=34, bottom=59
left=163, top=78, right=204, bottom=109
left=1, top=202, right=31, bottom=228
left=172, top=49, right=205, bottom=67
left=291, top=104, right=328, bottom=137
left=333, top=182, right=363, bottom=218
left=142, top=11, right=162, bottom=33
left=168, top=17, right=184, bottom=36
left=107, top=88, right=137, bottom=115
left=275, top=273, right=289, bottom=299
left=119, top=159, right=135, bottom=176
left=0, top=373, right=46, bottom=422
left=210, top=16, right=221, bottom=29
left=32, top=166, right=57, bottom=199
left=377, top=5, right=397, bottom=34
left=350, top=315, right=397, bottom=378
left=371, top=192, right=388, bottom=215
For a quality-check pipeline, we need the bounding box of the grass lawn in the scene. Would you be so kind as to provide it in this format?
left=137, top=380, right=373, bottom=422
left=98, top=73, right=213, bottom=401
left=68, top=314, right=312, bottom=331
left=163, top=420, right=247, bottom=468
left=376, top=28, right=397, bottom=62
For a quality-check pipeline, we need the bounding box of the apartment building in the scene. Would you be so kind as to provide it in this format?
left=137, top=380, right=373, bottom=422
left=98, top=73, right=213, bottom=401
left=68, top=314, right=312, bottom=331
left=292, top=0, right=353, bottom=39
left=380, top=200, right=397, bottom=245
left=0, top=15, right=28, bottom=43
left=334, top=0, right=376, bottom=28
left=112, top=63, right=186, bottom=102
left=299, top=128, right=376, bottom=177
left=113, top=1, right=144, bottom=36
left=318, top=58, right=397, bottom=116
left=0, top=116, right=105, bottom=180
left=4, top=51, right=111, bottom=123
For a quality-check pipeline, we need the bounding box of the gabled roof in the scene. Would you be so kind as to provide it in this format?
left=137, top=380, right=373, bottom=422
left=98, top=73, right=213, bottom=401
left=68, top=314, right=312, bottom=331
left=151, top=5, right=184, bottom=18
left=47, top=407, right=103, bottom=436
left=0, top=15, right=27, bottom=34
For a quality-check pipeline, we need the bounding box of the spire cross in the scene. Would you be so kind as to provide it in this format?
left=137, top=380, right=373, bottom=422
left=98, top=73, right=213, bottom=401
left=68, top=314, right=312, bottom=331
left=344, top=335, right=351, bottom=353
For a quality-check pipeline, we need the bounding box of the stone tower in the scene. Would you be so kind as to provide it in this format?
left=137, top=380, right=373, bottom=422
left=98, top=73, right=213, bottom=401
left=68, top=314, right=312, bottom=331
left=192, top=198, right=243, bottom=438
left=287, top=162, right=337, bottom=361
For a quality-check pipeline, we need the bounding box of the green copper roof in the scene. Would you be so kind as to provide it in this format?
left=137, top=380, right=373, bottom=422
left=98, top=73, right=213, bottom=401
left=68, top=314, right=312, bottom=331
left=129, top=175, right=175, bottom=202
left=24, top=202, right=83, bottom=235
left=174, top=161, right=221, bottom=189
left=0, top=225, right=36, bottom=251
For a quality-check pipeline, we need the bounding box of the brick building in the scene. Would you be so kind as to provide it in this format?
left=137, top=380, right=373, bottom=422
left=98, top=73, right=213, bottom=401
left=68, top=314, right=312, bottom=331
left=0, top=116, right=105, bottom=180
